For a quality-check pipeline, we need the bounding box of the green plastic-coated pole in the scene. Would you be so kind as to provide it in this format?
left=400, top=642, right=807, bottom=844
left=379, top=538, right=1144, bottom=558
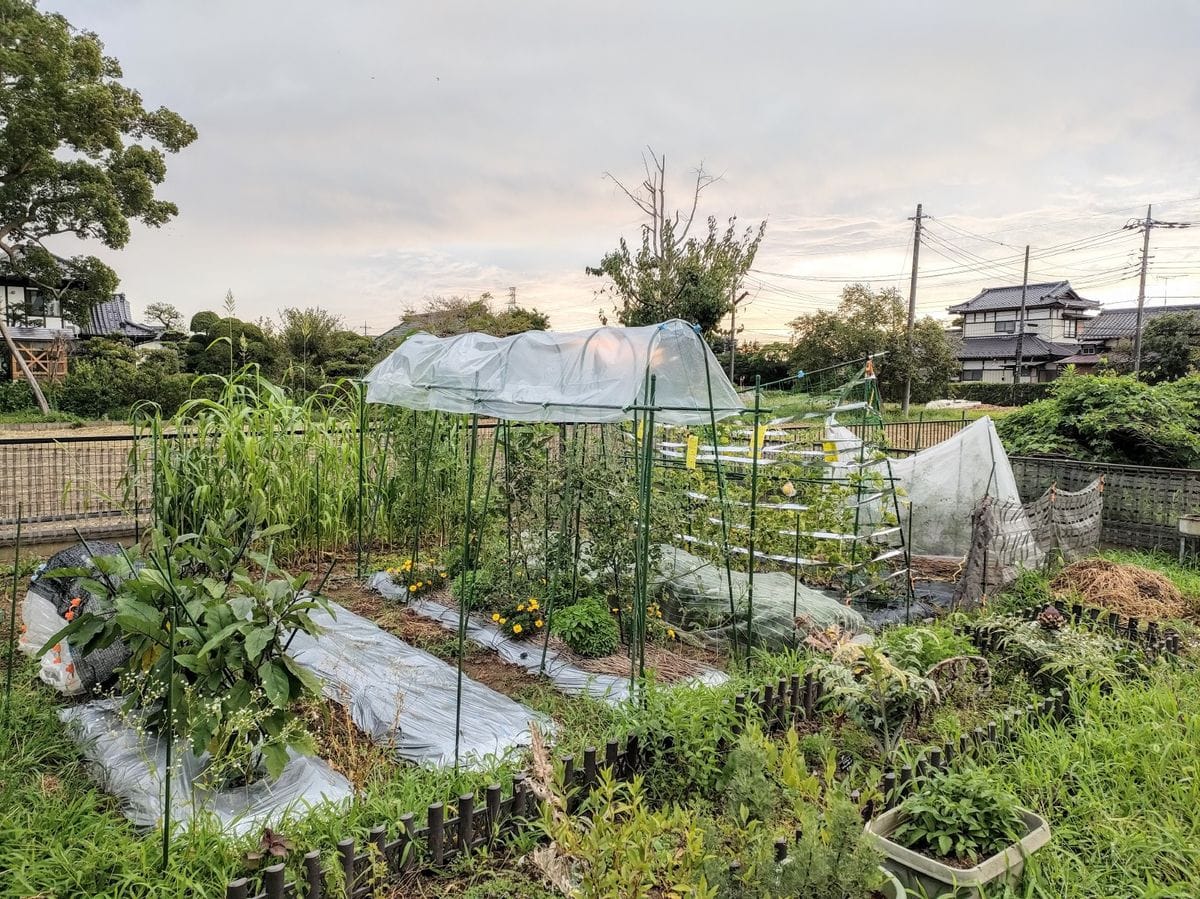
left=356, top=381, right=366, bottom=578
left=454, top=414, right=480, bottom=771
left=630, top=375, right=657, bottom=694
left=699, top=333, right=740, bottom=663
left=3, top=503, right=22, bottom=726
left=160, top=546, right=177, bottom=872
left=745, top=376, right=762, bottom=668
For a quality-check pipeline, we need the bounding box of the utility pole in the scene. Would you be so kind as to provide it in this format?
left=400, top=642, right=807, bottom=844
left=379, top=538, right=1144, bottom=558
left=1127, top=204, right=1193, bottom=374
left=901, top=203, right=923, bottom=414
left=508, top=286, right=517, bottom=309
left=1011, top=245, right=1030, bottom=402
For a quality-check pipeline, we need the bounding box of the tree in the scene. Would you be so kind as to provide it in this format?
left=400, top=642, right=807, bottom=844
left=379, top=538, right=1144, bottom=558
left=388, top=293, right=550, bottom=341
left=1140, top=312, right=1200, bottom=383
left=0, top=0, right=197, bottom=410
left=588, top=149, right=766, bottom=338
left=277, top=306, right=376, bottom=390
left=788, top=284, right=957, bottom=404
left=143, top=301, right=183, bottom=331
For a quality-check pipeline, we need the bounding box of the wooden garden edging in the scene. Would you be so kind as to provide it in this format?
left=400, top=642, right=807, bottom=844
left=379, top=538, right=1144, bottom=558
left=224, top=607, right=1175, bottom=899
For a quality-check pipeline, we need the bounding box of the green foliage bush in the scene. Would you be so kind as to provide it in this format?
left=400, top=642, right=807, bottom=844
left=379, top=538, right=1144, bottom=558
left=893, top=768, right=1025, bottom=864
left=0, top=379, right=37, bottom=412
left=947, top=381, right=1052, bottom=405
left=550, top=597, right=619, bottom=658
left=997, top=373, right=1200, bottom=466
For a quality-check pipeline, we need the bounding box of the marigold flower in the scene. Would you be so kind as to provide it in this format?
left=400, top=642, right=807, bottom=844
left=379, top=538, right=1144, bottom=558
left=667, top=628, right=677, bottom=639
left=64, top=610, right=75, bottom=621
left=499, top=617, right=507, bottom=624
left=492, top=612, right=501, bottom=622
left=408, top=585, right=417, bottom=593
left=535, top=619, right=544, bottom=628
left=69, top=597, right=82, bottom=608
left=512, top=623, right=523, bottom=634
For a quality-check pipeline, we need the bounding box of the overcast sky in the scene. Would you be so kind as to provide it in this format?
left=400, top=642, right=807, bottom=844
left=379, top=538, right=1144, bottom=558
left=48, top=0, right=1200, bottom=339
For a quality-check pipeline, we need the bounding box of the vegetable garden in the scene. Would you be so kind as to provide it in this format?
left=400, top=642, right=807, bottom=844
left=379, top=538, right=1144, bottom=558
left=3, top=322, right=1200, bottom=899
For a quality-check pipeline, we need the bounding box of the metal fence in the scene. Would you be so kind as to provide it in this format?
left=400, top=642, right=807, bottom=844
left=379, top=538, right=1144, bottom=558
left=0, top=433, right=148, bottom=545
left=1010, top=455, right=1200, bottom=551
left=0, top=417, right=972, bottom=547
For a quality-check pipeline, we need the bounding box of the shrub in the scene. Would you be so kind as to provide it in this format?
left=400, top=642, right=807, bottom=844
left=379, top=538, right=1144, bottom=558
left=893, top=768, right=1025, bottom=864
left=490, top=594, right=546, bottom=640
left=946, top=381, right=1052, bottom=406
left=551, top=597, right=620, bottom=658
left=0, top=379, right=37, bottom=413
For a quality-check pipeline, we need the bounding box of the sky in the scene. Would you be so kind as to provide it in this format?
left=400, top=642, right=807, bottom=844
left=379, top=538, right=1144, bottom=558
left=47, top=0, right=1200, bottom=340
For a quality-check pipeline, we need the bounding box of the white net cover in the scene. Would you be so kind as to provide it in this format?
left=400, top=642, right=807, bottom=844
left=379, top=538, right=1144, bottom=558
left=364, top=319, right=743, bottom=424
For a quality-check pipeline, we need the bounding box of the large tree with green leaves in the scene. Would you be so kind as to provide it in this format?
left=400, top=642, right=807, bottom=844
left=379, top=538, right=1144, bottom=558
left=0, top=0, right=196, bottom=409
left=1140, top=311, right=1200, bottom=383
left=588, top=149, right=766, bottom=338
left=788, top=283, right=957, bottom=403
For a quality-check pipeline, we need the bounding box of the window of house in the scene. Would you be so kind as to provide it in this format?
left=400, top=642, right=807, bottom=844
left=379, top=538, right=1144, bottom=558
left=994, top=320, right=1016, bottom=333
left=961, top=368, right=984, bottom=381
left=1063, top=319, right=1077, bottom=338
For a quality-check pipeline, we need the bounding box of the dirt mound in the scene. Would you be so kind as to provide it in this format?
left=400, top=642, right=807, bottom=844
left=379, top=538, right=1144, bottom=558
left=1051, top=558, right=1187, bottom=620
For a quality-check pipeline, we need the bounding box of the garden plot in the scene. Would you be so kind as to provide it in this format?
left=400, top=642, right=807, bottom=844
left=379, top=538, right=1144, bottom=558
left=288, top=600, right=548, bottom=766
left=59, top=699, right=352, bottom=835
left=370, top=573, right=727, bottom=703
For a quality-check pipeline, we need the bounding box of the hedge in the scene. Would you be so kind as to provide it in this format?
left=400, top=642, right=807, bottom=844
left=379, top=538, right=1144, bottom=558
left=946, top=382, right=1053, bottom=406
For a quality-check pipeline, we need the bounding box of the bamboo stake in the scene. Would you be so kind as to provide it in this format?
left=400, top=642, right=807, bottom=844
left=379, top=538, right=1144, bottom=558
left=2, top=503, right=22, bottom=726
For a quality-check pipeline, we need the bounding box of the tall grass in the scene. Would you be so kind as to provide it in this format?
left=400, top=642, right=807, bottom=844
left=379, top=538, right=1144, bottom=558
left=991, top=665, right=1200, bottom=898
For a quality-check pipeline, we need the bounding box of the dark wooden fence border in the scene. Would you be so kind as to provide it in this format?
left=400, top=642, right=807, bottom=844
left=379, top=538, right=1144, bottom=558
left=224, top=609, right=1174, bottom=899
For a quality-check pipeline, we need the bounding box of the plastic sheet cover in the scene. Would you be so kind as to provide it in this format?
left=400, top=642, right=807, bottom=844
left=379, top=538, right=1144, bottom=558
left=60, top=700, right=352, bottom=834
left=828, top=417, right=1029, bottom=559
left=368, top=574, right=728, bottom=704
left=364, top=319, right=743, bottom=424
left=288, top=601, right=547, bottom=767
left=653, top=545, right=865, bottom=649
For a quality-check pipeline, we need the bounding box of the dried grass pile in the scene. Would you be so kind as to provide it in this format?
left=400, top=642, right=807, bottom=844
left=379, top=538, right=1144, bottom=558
left=910, top=555, right=965, bottom=582
left=1051, top=558, right=1187, bottom=620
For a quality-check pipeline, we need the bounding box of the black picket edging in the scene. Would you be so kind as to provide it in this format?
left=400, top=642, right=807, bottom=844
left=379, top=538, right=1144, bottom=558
left=225, top=613, right=1174, bottom=899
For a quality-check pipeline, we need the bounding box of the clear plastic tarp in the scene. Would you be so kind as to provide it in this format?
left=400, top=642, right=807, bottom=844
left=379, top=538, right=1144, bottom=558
left=827, top=417, right=1028, bottom=559
left=364, top=319, right=743, bottom=424
left=60, top=699, right=352, bottom=834
left=652, top=545, right=865, bottom=649
left=368, top=573, right=728, bottom=703
left=288, top=601, right=548, bottom=767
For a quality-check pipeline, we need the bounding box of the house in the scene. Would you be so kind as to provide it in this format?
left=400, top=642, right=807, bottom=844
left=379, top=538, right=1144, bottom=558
left=1061, top=303, right=1200, bottom=372
left=0, top=271, right=74, bottom=381
left=80, top=294, right=161, bottom=345
left=948, top=281, right=1098, bottom=383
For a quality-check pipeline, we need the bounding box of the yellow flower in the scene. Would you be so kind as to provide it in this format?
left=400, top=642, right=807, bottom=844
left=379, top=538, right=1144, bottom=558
left=512, top=623, right=523, bottom=634
left=500, top=617, right=507, bottom=624
left=492, top=612, right=500, bottom=622
left=517, top=603, right=526, bottom=612
left=528, top=598, right=539, bottom=610
left=408, top=585, right=417, bottom=593
left=535, top=619, right=544, bottom=628
left=440, top=572, right=448, bottom=578
left=667, top=628, right=676, bottom=639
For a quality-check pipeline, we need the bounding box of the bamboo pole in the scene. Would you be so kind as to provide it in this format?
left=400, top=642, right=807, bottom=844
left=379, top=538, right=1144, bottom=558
left=2, top=503, right=22, bottom=726
left=454, top=414, right=480, bottom=771
left=745, top=376, right=763, bottom=667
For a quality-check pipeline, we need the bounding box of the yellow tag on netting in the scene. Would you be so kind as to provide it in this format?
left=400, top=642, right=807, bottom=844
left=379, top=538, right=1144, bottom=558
left=636, top=420, right=644, bottom=441
left=685, top=434, right=699, bottom=469
left=822, top=440, right=838, bottom=463
left=754, top=425, right=768, bottom=457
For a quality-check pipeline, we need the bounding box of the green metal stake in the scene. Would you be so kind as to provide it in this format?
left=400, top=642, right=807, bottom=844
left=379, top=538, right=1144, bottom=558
left=630, top=375, right=658, bottom=694
left=454, top=414, right=481, bottom=772
left=700, top=333, right=740, bottom=662
left=160, top=544, right=177, bottom=872
left=356, top=381, right=366, bottom=578
left=745, top=376, right=763, bottom=668
left=3, top=503, right=22, bottom=726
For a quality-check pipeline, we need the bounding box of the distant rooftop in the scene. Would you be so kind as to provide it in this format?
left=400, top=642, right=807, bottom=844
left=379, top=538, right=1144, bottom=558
left=81, top=294, right=160, bottom=340
left=948, top=281, right=1099, bottom=314
left=956, top=334, right=1079, bottom=360
left=1081, top=303, right=1200, bottom=341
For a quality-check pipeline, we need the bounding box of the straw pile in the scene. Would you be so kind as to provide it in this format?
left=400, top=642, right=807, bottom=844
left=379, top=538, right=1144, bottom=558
left=910, top=555, right=965, bottom=583
left=1051, top=558, right=1187, bottom=620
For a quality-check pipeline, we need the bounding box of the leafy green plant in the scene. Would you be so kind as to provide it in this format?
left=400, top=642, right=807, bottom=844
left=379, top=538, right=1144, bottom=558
left=810, top=644, right=940, bottom=757
left=384, top=556, right=447, bottom=598
left=982, top=615, right=1144, bottom=689
left=43, top=514, right=331, bottom=780
left=537, top=770, right=717, bottom=899
left=875, top=624, right=976, bottom=673
left=721, top=792, right=884, bottom=899
left=892, top=768, right=1025, bottom=864
left=551, top=597, right=620, bottom=658
left=489, top=594, right=545, bottom=640
left=719, top=726, right=779, bottom=823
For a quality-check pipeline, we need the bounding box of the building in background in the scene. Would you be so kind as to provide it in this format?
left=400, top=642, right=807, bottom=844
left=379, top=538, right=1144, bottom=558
left=948, top=281, right=1098, bottom=383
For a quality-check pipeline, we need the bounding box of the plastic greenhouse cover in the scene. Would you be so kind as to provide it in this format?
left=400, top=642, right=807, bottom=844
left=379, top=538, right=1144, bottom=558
left=60, top=699, right=352, bottom=834
left=827, top=417, right=1029, bottom=559
left=287, top=601, right=548, bottom=767
left=652, top=545, right=865, bottom=650
left=363, top=319, right=744, bottom=424
left=368, top=574, right=728, bottom=704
